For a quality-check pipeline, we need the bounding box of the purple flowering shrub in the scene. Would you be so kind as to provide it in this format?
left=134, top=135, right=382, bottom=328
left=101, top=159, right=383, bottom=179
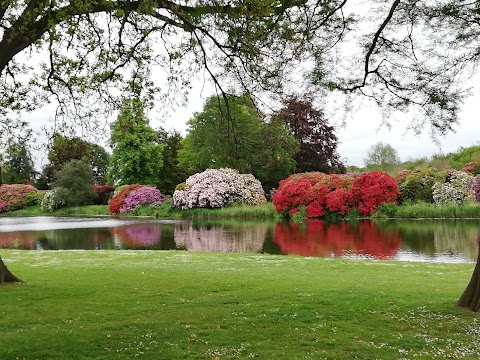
left=472, top=176, right=480, bottom=202
left=120, top=186, right=166, bottom=213
left=173, top=168, right=266, bottom=209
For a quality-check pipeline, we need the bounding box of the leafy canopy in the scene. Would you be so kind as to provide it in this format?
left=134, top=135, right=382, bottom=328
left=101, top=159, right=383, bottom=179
left=108, top=98, right=163, bottom=186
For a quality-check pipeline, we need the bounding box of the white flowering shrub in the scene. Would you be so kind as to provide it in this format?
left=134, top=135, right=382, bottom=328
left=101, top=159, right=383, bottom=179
left=40, top=187, right=69, bottom=212
left=432, top=170, right=475, bottom=205
left=173, top=168, right=266, bottom=209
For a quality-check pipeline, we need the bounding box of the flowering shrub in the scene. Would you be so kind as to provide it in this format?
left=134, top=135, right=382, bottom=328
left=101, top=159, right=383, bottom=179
left=0, top=184, right=39, bottom=212
left=272, top=172, right=355, bottom=217
left=432, top=170, right=475, bottom=205
left=350, top=171, right=399, bottom=216
left=109, top=184, right=142, bottom=214
left=463, top=161, right=480, bottom=175
left=121, top=186, right=166, bottom=213
left=325, top=188, right=356, bottom=215
left=40, top=187, right=69, bottom=212
left=173, top=168, right=266, bottom=209
left=93, top=184, right=115, bottom=205
left=397, top=168, right=445, bottom=204
left=473, top=176, right=480, bottom=202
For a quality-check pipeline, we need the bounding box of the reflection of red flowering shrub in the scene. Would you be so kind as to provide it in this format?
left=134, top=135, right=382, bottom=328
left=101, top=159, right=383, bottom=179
left=272, top=173, right=354, bottom=217
left=114, top=224, right=161, bottom=247
left=350, top=172, right=399, bottom=216
left=0, top=232, right=37, bottom=249
left=325, top=189, right=355, bottom=215
left=273, top=220, right=400, bottom=259
left=109, top=184, right=142, bottom=214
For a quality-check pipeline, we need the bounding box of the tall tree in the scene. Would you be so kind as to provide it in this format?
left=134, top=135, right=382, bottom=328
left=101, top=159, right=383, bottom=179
left=364, top=142, right=400, bottom=170
left=108, top=98, right=163, bottom=185
left=274, top=95, right=345, bottom=174
left=178, top=94, right=298, bottom=188
left=2, top=140, right=37, bottom=184
left=156, top=130, right=187, bottom=195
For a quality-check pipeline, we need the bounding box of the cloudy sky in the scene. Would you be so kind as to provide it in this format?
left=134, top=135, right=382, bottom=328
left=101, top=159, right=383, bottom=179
left=27, top=75, right=479, bottom=170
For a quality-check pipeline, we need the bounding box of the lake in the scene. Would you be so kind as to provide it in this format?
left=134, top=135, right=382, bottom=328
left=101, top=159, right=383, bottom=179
left=0, top=216, right=479, bottom=263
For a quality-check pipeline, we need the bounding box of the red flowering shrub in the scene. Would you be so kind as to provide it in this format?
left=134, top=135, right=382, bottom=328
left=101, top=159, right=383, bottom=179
left=108, top=184, right=142, bottom=214
left=272, top=172, right=354, bottom=217
left=351, top=171, right=399, bottom=216
left=93, top=184, right=115, bottom=205
left=0, top=184, right=39, bottom=212
left=325, top=188, right=355, bottom=215
left=463, top=161, right=480, bottom=175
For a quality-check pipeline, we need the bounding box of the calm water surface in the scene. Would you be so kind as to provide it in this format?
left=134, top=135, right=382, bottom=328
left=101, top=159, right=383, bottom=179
left=0, top=216, right=479, bottom=263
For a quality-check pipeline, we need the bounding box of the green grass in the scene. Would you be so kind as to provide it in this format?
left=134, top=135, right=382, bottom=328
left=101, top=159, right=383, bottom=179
left=1, top=250, right=480, bottom=359
left=374, top=202, right=480, bottom=219
left=3, top=205, right=111, bottom=216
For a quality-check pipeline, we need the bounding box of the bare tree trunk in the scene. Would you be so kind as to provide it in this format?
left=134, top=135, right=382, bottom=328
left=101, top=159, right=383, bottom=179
left=457, top=236, right=480, bottom=311
left=0, top=256, right=23, bottom=284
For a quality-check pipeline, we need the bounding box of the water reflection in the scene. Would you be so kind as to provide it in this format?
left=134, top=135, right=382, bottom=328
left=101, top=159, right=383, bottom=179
left=273, top=220, right=401, bottom=259
left=0, top=216, right=479, bottom=263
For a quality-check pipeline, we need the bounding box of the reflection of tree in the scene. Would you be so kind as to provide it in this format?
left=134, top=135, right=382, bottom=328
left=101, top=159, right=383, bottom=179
left=273, top=220, right=401, bottom=259
left=38, top=229, right=115, bottom=250
left=0, top=232, right=36, bottom=249
left=114, top=224, right=161, bottom=248
left=174, top=224, right=267, bottom=253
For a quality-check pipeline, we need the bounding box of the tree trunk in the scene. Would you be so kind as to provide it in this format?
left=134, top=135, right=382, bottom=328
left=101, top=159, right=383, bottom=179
left=0, top=256, right=23, bottom=284
left=457, top=237, right=480, bottom=311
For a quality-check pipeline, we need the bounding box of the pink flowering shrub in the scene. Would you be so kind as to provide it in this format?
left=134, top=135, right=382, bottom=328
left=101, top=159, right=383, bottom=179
left=0, top=184, right=39, bottom=212
left=173, top=168, right=266, bottom=209
left=121, top=186, right=166, bottom=213
left=473, top=176, right=480, bottom=202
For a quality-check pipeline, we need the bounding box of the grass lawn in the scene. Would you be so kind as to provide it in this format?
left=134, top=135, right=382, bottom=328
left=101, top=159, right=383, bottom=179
left=1, top=250, right=480, bottom=359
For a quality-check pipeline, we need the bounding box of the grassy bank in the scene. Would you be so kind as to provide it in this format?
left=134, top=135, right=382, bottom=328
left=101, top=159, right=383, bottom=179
left=4, top=201, right=480, bottom=220
left=0, top=250, right=479, bottom=359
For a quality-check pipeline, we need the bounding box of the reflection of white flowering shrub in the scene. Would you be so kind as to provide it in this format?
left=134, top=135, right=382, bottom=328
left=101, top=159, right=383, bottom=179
left=432, top=170, right=475, bottom=205
left=173, top=168, right=266, bottom=209
left=40, top=187, right=69, bottom=212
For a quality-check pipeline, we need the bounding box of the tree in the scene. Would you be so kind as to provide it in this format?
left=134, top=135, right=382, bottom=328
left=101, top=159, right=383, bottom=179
left=108, top=98, right=163, bottom=185
left=53, top=159, right=96, bottom=207
left=178, top=94, right=298, bottom=188
left=274, top=95, right=345, bottom=174
left=2, top=140, right=37, bottom=184
left=156, top=130, right=187, bottom=195
left=40, top=134, right=110, bottom=187
left=364, top=142, right=400, bottom=170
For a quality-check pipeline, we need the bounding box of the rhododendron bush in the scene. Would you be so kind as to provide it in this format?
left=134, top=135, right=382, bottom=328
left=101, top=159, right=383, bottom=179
left=272, top=171, right=398, bottom=218
left=173, top=168, right=266, bottom=209
left=272, top=172, right=355, bottom=218
left=0, top=184, right=39, bottom=212
left=109, top=184, right=166, bottom=213
left=351, top=171, right=399, bottom=216
left=432, top=170, right=475, bottom=205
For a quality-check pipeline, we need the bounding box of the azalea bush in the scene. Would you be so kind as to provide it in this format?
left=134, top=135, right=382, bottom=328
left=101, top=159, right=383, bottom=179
left=0, top=184, right=39, bottom=212
left=121, top=186, right=166, bottom=213
left=473, top=176, right=480, bottom=202
left=432, top=170, right=475, bottom=205
left=109, top=184, right=142, bottom=214
left=351, top=171, right=399, bottom=216
left=272, top=172, right=355, bottom=218
left=40, top=187, right=69, bottom=212
left=173, top=168, right=266, bottom=209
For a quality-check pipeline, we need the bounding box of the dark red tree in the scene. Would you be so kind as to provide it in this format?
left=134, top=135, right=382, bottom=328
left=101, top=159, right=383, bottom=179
left=275, top=95, right=345, bottom=173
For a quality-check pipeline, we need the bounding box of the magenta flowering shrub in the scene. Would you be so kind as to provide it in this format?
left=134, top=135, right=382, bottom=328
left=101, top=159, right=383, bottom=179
left=0, top=184, right=39, bottom=212
left=471, top=176, right=480, bottom=202
left=120, top=186, right=166, bottom=213
left=173, top=168, right=266, bottom=209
